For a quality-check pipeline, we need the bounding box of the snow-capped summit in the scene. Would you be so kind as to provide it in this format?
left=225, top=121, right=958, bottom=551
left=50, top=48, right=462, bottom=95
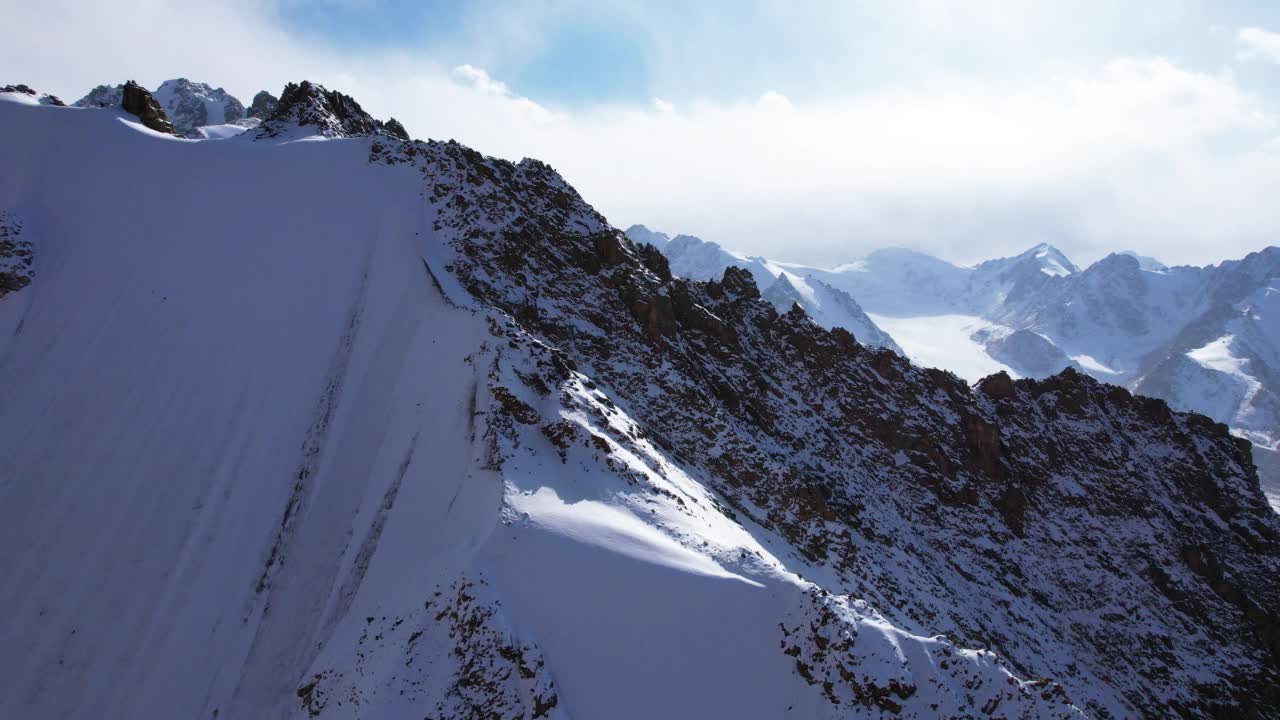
left=1025, top=242, right=1079, bottom=277
left=630, top=228, right=777, bottom=290
left=1118, top=250, right=1169, bottom=272
left=623, top=224, right=670, bottom=252
left=846, top=247, right=974, bottom=314
left=965, top=243, right=1079, bottom=312
left=72, top=83, right=124, bottom=109
left=152, top=78, right=245, bottom=137
left=73, top=79, right=244, bottom=138
left=254, top=80, right=409, bottom=141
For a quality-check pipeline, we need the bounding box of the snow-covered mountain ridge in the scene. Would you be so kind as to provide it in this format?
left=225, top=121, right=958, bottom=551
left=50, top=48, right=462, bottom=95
left=74, top=78, right=274, bottom=138
left=633, top=227, right=1280, bottom=512
left=2, top=83, right=1279, bottom=718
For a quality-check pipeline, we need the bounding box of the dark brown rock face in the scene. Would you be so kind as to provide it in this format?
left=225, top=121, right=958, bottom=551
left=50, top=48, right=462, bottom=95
left=258, top=81, right=406, bottom=140
left=978, top=370, right=1016, bottom=399
left=121, top=80, right=176, bottom=135
left=365, top=132, right=1280, bottom=718
left=245, top=90, right=279, bottom=119
left=383, top=117, right=409, bottom=141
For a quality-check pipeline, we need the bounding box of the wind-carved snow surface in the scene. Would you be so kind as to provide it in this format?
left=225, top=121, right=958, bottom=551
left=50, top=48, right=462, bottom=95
left=0, top=92, right=1103, bottom=719
left=0, top=92, right=497, bottom=718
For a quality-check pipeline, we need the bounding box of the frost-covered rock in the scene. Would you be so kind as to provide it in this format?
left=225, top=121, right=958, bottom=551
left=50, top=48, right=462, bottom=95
left=1, top=84, right=64, bottom=106
left=120, top=80, right=176, bottom=135
left=254, top=80, right=409, bottom=141
left=409, top=135, right=1280, bottom=716
left=73, top=83, right=124, bottom=108
left=0, top=210, right=32, bottom=297
left=152, top=78, right=245, bottom=138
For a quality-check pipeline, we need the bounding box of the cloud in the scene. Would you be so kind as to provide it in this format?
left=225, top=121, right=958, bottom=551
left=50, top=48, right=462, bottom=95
left=3, top=1, right=1279, bottom=268
left=453, top=64, right=512, bottom=97
left=1237, top=27, right=1280, bottom=63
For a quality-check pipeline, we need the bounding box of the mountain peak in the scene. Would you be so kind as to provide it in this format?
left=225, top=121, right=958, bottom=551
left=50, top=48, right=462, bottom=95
left=1019, top=243, right=1078, bottom=276
left=255, top=80, right=409, bottom=140
left=864, top=246, right=942, bottom=263
left=1117, top=250, right=1168, bottom=272
left=667, top=233, right=717, bottom=251
left=624, top=224, right=671, bottom=251
left=152, top=78, right=245, bottom=137
left=245, top=90, right=279, bottom=119
left=72, top=83, right=124, bottom=109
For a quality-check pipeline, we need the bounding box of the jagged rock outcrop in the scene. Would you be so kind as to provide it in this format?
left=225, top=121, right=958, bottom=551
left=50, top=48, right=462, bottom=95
left=0, top=211, right=32, bottom=297
left=120, top=81, right=176, bottom=135
left=1, top=84, right=64, bottom=106
left=762, top=272, right=903, bottom=354
left=383, top=117, right=409, bottom=141
left=367, top=134, right=1280, bottom=717
left=245, top=90, right=279, bottom=119
left=255, top=81, right=408, bottom=140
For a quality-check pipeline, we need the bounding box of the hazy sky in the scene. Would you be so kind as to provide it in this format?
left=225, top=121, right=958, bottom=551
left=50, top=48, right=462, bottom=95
left=6, top=0, right=1280, bottom=267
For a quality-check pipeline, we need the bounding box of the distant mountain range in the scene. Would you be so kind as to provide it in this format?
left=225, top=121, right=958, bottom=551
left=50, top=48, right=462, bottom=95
left=627, top=225, right=1280, bottom=509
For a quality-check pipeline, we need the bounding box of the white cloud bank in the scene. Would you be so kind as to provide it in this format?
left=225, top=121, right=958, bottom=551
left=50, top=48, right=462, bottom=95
left=3, top=0, right=1280, bottom=267
left=1238, top=27, right=1280, bottom=63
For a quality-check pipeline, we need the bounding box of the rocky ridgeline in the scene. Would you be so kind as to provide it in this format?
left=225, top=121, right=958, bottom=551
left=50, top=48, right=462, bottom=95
left=72, top=83, right=124, bottom=109
left=353, top=129, right=1280, bottom=717
left=255, top=81, right=408, bottom=141
left=67, top=79, right=409, bottom=142
left=0, top=211, right=33, bottom=297
left=73, top=79, right=250, bottom=137
left=1, top=84, right=64, bottom=106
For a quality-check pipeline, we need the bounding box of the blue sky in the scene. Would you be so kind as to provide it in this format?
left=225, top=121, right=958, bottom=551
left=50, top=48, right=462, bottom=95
left=270, top=0, right=1280, bottom=105
left=6, top=0, right=1280, bottom=266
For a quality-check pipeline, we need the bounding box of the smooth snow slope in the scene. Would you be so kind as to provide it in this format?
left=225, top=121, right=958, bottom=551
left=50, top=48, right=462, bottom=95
left=0, top=96, right=1083, bottom=719
left=0, top=97, right=495, bottom=718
